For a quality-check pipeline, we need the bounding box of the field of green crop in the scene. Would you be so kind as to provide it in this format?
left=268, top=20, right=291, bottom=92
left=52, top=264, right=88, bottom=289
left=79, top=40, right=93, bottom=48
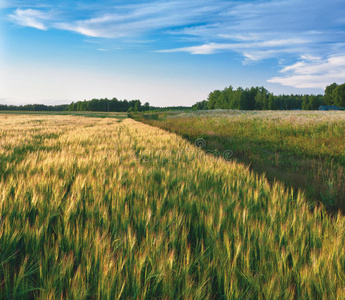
left=2, top=113, right=345, bottom=298
left=134, top=110, right=345, bottom=212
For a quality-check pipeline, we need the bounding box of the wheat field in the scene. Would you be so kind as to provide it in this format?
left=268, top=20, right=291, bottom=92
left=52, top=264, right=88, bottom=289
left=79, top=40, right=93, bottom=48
left=1, top=114, right=345, bottom=299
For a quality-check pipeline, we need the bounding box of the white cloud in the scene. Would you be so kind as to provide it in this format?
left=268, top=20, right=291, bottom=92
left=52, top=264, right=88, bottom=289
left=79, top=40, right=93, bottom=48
left=157, top=39, right=309, bottom=58
left=8, top=8, right=51, bottom=30
left=53, top=1, right=225, bottom=39
left=6, top=0, right=345, bottom=66
left=268, top=55, right=345, bottom=89
left=300, top=54, right=322, bottom=61
left=217, top=33, right=263, bottom=41
left=55, top=22, right=106, bottom=37
left=157, top=0, right=345, bottom=64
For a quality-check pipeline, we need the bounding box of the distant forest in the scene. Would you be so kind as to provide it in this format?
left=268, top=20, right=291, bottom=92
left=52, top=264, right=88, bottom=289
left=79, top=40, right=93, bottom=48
left=68, top=98, right=149, bottom=112
left=0, top=98, right=150, bottom=112
left=0, top=104, right=69, bottom=112
left=1, top=83, right=344, bottom=112
left=192, top=83, right=345, bottom=111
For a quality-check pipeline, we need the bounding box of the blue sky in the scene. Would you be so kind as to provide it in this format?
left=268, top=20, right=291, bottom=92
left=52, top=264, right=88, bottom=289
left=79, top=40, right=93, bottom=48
left=1, top=0, right=345, bottom=106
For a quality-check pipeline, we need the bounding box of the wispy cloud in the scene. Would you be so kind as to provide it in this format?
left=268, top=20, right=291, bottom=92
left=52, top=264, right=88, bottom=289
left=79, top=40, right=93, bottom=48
left=8, top=8, right=53, bottom=30
left=268, top=55, right=345, bottom=89
left=157, top=0, right=345, bottom=63
left=7, top=1, right=345, bottom=44
left=6, top=0, right=345, bottom=68
left=157, top=39, right=308, bottom=57
left=54, top=1, right=225, bottom=39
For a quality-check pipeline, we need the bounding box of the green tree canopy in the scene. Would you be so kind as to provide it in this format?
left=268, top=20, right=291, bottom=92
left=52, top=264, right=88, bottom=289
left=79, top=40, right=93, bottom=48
left=333, top=83, right=345, bottom=107
left=324, top=83, right=338, bottom=105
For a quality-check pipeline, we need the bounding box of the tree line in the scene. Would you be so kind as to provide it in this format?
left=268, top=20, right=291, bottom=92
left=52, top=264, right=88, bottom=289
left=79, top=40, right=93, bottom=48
left=192, top=85, right=328, bottom=111
left=1, top=83, right=344, bottom=112
left=0, top=98, right=151, bottom=112
left=0, top=104, right=68, bottom=111
left=68, top=98, right=150, bottom=112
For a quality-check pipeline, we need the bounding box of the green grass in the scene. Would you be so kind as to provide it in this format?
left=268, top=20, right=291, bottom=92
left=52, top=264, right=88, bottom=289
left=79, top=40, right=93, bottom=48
left=2, top=114, right=345, bottom=298
left=131, top=110, right=345, bottom=212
